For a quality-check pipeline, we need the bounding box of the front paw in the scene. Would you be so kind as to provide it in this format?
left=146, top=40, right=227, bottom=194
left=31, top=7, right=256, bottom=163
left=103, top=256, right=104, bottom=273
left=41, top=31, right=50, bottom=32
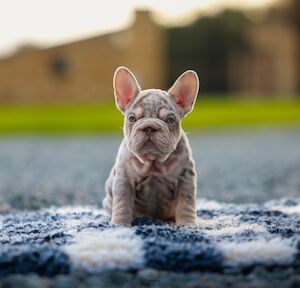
left=111, top=217, right=132, bottom=226
left=176, top=218, right=197, bottom=227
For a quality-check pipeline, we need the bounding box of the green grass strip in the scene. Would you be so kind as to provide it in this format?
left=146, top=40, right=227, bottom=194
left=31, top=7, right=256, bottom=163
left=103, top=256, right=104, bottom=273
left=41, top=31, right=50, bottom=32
left=0, top=98, right=299, bottom=133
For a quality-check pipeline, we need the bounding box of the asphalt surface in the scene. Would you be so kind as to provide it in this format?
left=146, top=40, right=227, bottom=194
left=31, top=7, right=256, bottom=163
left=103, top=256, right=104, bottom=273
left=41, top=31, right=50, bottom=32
left=0, top=127, right=299, bottom=211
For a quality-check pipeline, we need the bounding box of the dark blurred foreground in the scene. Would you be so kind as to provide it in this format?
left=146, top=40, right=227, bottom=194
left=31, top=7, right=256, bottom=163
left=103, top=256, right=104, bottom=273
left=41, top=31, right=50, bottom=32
left=0, top=267, right=300, bottom=288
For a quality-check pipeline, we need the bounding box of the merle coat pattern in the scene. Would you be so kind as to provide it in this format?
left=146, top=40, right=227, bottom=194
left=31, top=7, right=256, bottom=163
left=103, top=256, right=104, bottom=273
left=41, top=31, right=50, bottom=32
left=103, top=67, right=199, bottom=226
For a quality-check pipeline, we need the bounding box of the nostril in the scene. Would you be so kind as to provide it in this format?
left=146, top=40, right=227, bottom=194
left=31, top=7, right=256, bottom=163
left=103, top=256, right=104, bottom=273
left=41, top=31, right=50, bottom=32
left=143, top=127, right=158, bottom=134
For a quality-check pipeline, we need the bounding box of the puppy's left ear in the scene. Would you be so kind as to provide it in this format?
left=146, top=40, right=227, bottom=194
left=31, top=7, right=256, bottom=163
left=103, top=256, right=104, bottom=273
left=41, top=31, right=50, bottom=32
left=113, top=66, right=141, bottom=113
left=168, top=70, right=199, bottom=116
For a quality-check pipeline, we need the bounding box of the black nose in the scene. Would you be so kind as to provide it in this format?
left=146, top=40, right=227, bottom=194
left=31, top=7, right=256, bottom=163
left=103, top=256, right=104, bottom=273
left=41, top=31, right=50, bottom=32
left=143, top=127, right=158, bottom=134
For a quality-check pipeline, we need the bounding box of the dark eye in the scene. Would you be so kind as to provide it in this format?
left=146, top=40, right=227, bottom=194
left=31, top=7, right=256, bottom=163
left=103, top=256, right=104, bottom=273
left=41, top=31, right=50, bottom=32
left=128, top=115, right=136, bottom=123
left=165, top=116, right=175, bottom=124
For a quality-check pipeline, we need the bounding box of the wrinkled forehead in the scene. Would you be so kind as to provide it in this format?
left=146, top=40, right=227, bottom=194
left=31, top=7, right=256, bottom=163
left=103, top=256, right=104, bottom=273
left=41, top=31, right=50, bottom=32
left=127, top=89, right=177, bottom=117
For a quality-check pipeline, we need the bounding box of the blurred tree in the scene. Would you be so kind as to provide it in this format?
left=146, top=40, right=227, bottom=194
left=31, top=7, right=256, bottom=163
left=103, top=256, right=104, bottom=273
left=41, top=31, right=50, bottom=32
left=167, top=10, right=251, bottom=95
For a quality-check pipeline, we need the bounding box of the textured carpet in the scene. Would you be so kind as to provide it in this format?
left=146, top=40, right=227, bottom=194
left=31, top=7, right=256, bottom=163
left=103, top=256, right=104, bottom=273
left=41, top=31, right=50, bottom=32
left=0, top=198, right=299, bottom=277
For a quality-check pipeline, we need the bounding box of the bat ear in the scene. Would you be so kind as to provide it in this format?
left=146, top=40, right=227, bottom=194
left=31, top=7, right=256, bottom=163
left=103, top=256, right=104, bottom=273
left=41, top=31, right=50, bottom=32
left=168, top=70, right=199, bottom=116
left=113, top=66, right=141, bottom=113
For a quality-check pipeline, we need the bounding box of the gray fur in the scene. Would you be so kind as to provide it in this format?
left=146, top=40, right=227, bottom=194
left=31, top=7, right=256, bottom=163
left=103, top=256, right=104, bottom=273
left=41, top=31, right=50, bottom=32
left=103, top=67, right=199, bottom=226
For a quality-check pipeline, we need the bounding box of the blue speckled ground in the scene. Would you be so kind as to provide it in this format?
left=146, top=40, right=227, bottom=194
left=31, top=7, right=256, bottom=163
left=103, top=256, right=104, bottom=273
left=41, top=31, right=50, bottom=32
left=0, top=198, right=299, bottom=278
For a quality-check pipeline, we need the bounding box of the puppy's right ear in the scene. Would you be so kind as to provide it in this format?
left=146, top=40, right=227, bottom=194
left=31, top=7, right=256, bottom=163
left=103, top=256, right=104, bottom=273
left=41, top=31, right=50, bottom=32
left=113, top=66, right=141, bottom=113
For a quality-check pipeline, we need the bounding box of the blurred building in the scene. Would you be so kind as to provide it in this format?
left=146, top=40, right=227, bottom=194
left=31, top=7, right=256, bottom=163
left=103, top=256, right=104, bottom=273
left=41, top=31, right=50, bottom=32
left=167, top=0, right=300, bottom=97
left=228, top=0, right=300, bottom=96
left=0, top=10, right=166, bottom=103
left=0, top=1, right=299, bottom=103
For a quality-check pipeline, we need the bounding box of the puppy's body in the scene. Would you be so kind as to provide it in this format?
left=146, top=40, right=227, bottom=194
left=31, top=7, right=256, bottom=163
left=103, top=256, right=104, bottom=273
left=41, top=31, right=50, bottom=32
left=103, top=68, right=199, bottom=226
left=104, top=133, right=195, bottom=223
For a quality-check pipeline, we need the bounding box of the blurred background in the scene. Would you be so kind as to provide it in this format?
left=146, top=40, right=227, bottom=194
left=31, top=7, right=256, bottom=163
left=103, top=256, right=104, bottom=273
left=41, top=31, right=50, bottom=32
left=0, top=0, right=299, bottom=212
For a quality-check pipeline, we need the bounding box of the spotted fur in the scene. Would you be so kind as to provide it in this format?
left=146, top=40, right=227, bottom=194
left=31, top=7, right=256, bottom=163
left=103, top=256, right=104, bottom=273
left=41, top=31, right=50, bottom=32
left=103, top=67, right=199, bottom=226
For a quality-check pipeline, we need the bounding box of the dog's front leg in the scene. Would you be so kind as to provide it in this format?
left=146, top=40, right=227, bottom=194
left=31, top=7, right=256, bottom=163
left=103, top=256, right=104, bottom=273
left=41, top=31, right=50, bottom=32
left=111, top=175, right=134, bottom=225
left=175, top=168, right=197, bottom=226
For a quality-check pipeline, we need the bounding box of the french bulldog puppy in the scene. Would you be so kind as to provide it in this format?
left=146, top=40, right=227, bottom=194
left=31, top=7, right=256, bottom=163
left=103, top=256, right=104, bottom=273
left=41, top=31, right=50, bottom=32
left=103, top=67, right=199, bottom=226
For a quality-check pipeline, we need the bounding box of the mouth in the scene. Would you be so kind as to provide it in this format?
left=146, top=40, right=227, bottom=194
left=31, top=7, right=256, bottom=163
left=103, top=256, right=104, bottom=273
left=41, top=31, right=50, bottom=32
left=131, top=138, right=172, bottom=163
left=141, top=139, right=158, bottom=151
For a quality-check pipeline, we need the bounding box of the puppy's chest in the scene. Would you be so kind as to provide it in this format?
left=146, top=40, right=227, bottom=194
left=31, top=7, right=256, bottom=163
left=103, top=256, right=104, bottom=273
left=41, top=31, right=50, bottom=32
left=134, top=175, right=178, bottom=202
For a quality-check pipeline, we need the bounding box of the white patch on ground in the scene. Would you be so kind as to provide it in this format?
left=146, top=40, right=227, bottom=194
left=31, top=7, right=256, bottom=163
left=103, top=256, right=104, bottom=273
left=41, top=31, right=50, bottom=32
left=45, top=206, right=110, bottom=237
left=203, top=222, right=267, bottom=237
left=46, top=206, right=104, bottom=215
left=64, top=227, right=144, bottom=272
left=63, top=218, right=97, bottom=237
left=271, top=205, right=300, bottom=215
left=198, top=215, right=239, bottom=228
left=198, top=214, right=267, bottom=237
left=196, top=198, right=223, bottom=210
left=264, top=199, right=300, bottom=215
left=219, top=237, right=297, bottom=266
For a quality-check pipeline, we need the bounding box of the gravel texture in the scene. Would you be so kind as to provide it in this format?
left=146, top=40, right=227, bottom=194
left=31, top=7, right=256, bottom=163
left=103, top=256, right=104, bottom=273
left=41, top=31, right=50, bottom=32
left=0, top=127, right=299, bottom=211
left=0, top=268, right=300, bottom=288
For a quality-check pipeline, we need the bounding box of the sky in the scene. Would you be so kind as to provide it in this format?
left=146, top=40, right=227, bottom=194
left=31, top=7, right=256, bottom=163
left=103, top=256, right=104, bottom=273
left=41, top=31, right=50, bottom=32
left=0, top=0, right=277, bottom=56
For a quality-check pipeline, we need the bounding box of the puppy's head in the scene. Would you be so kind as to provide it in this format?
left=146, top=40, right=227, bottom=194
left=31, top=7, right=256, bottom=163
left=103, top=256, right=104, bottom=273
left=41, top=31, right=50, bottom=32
left=113, top=67, right=199, bottom=163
